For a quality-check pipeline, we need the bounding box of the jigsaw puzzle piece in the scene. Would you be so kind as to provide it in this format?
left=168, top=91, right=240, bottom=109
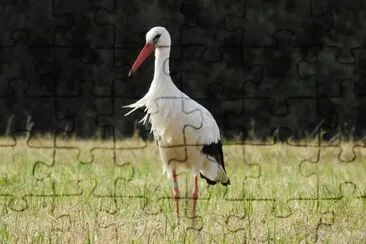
left=296, top=49, right=363, bottom=143
left=318, top=87, right=365, bottom=145
left=243, top=46, right=318, bottom=116
left=31, top=149, right=84, bottom=196
left=225, top=98, right=328, bottom=144
left=179, top=4, right=247, bottom=100
left=53, top=0, right=115, bottom=58
left=96, top=0, right=183, bottom=48
left=0, top=128, right=57, bottom=213
left=90, top=139, right=151, bottom=213
left=0, top=40, right=55, bottom=97
left=300, top=146, right=366, bottom=200
left=353, top=48, right=366, bottom=95
left=36, top=47, right=138, bottom=159
left=6, top=78, right=103, bottom=192
left=312, top=1, right=366, bottom=63
left=177, top=46, right=247, bottom=101
left=95, top=214, right=121, bottom=243
left=315, top=198, right=366, bottom=242
left=235, top=143, right=321, bottom=218
left=188, top=202, right=247, bottom=242
left=0, top=79, right=31, bottom=145
left=233, top=201, right=276, bottom=243
left=37, top=47, right=115, bottom=97
left=94, top=196, right=122, bottom=243
left=188, top=201, right=272, bottom=243
left=222, top=144, right=260, bottom=200
left=221, top=198, right=346, bottom=243
left=3, top=193, right=91, bottom=243
left=47, top=196, right=84, bottom=241
left=6, top=79, right=66, bottom=136
left=113, top=48, right=159, bottom=99
left=180, top=1, right=246, bottom=59
left=270, top=200, right=335, bottom=242
left=225, top=0, right=333, bottom=46
left=51, top=213, right=73, bottom=243
left=298, top=48, right=356, bottom=97
left=0, top=0, right=71, bottom=46
left=0, top=136, right=83, bottom=241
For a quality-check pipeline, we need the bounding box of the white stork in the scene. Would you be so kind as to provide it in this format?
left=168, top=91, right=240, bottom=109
left=124, top=26, right=230, bottom=216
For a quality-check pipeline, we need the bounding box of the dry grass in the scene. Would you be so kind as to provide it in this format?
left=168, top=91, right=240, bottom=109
left=0, top=136, right=365, bottom=243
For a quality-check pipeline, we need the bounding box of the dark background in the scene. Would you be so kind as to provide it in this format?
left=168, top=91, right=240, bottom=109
left=0, top=0, right=366, bottom=141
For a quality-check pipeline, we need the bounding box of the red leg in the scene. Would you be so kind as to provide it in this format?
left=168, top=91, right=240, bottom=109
left=192, top=175, right=199, bottom=217
left=172, top=170, right=179, bottom=217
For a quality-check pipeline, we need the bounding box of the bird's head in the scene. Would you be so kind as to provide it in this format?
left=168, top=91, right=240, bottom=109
left=128, top=26, right=171, bottom=77
left=146, top=26, right=171, bottom=47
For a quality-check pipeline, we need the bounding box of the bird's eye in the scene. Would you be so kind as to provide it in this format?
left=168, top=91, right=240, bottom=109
left=153, top=34, right=161, bottom=43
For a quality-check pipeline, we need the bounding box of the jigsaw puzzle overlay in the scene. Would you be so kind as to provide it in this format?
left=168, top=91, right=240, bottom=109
left=0, top=0, right=366, bottom=242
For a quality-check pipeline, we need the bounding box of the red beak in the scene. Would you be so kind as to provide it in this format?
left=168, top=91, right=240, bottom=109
left=128, top=43, right=155, bottom=76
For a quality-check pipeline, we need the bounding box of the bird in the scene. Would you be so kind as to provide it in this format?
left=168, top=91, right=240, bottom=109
left=124, top=26, right=230, bottom=217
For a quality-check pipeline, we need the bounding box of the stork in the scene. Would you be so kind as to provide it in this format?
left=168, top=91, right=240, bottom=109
left=124, top=26, right=230, bottom=217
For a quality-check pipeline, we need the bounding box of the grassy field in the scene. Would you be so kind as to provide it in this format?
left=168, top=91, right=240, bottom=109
left=0, top=136, right=365, bottom=243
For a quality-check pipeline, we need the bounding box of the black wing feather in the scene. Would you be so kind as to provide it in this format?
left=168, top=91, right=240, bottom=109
left=199, top=173, right=217, bottom=185
left=201, top=140, right=227, bottom=172
left=200, top=140, right=229, bottom=186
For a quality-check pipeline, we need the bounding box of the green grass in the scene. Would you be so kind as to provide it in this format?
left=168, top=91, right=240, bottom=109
left=0, top=137, right=365, bottom=243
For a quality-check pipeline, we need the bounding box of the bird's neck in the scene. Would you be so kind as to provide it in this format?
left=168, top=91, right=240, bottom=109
left=150, top=46, right=180, bottom=97
left=153, top=47, right=171, bottom=82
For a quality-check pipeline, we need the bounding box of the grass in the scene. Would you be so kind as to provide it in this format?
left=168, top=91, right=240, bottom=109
left=0, top=136, right=365, bottom=243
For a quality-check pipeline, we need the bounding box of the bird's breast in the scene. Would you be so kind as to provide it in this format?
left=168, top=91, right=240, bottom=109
left=145, top=91, right=210, bottom=147
left=149, top=110, right=203, bottom=147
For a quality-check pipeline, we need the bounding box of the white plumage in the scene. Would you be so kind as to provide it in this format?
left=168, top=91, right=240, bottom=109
left=124, top=26, right=230, bottom=216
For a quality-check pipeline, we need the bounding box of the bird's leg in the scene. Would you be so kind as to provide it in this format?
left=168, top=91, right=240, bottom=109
left=172, top=169, right=180, bottom=216
left=191, top=175, right=199, bottom=218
